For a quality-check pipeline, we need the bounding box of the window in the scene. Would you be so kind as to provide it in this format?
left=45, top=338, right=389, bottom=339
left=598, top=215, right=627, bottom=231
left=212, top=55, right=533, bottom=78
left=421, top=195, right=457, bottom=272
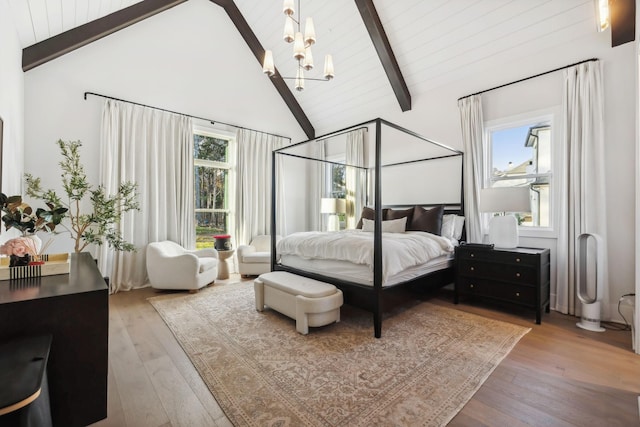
left=485, top=115, right=553, bottom=229
left=194, top=129, right=235, bottom=249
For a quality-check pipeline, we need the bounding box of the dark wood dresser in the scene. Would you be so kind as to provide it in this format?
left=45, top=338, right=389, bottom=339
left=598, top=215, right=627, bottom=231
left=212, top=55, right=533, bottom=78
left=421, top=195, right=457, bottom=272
left=0, top=252, right=108, bottom=426
left=454, top=245, right=551, bottom=324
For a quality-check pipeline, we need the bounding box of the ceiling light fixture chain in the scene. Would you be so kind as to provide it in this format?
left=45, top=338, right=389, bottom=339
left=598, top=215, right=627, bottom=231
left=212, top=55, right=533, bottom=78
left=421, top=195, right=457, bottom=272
left=263, top=0, right=335, bottom=91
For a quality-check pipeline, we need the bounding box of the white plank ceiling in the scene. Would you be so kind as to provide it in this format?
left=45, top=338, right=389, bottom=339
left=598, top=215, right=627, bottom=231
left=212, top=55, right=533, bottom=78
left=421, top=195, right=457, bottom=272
left=8, top=0, right=598, bottom=135
left=8, top=0, right=143, bottom=47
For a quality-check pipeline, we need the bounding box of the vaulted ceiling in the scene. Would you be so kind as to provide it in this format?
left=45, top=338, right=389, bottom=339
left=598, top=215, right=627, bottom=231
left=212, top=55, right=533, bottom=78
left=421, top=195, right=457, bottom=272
left=6, top=0, right=621, bottom=138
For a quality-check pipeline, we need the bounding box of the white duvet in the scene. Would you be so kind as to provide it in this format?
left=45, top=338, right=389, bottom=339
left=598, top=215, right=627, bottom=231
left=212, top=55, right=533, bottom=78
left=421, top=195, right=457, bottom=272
left=277, top=230, right=454, bottom=282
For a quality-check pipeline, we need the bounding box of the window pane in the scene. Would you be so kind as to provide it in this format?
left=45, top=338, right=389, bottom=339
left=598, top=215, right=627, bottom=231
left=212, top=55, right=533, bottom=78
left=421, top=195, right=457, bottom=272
left=194, top=134, right=228, bottom=162
left=195, top=166, right=227, bottom=209
left=331, top=164, right=346, bottom=198
left=491, top=124, right=551, bottom=177
left=196, top=212, right=228, bottom=247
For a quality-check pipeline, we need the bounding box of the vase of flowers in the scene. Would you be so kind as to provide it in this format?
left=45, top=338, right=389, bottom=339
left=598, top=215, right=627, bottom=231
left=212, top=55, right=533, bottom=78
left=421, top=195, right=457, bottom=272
left=0, top=193, right=67, bottom=266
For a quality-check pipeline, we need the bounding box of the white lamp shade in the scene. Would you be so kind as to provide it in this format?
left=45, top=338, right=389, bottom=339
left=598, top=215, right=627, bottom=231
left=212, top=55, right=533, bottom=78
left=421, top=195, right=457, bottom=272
left=303, top=47, right=314, bottom=70
left=295, top=68, right=304, bottom=91
left=283, top=0, right=294, bottom=16
left=479, top=187, right=530, bottom=213
left=323, top=54, right=335, bottom=80
left=304, top=17, right=316, bottom=45
left=262, top=50, right=275, bottom=76
left=293, top=32, right=305, bottom=60
left=320, top=198, right=346, bottom=214
left=283, top=16, right=295, bottom=42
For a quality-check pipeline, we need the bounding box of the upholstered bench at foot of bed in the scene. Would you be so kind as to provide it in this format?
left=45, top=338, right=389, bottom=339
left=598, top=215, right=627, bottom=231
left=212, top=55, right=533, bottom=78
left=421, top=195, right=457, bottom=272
left=254, top=271, right=343, bottom=335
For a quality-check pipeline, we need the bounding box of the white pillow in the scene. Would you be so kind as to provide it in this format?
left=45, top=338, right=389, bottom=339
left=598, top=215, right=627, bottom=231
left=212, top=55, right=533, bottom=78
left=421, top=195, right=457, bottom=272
left=453, top=215, right=465, bottom=240
left=362, top=217, right=407, bottom=233
left=441, top=214, right=465, bottom=241
left=441, top=215, right=456, bottom=240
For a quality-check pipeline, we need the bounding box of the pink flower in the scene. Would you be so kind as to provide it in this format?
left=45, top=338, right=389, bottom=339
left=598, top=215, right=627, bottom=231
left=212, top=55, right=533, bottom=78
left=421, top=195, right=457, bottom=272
left=0, top=237, right=38, bottom=257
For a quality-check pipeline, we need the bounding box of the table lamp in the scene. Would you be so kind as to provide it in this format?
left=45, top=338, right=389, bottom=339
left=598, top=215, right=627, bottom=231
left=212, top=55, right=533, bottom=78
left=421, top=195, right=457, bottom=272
left=321, top=198, right=346, bottom=231
left=479, top=187, right=530, bottom=248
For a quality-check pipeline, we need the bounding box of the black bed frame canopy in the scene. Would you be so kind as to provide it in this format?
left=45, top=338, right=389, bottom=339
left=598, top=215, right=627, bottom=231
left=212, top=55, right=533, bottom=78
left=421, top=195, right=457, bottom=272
left=270, top=118, right=464, bottom=338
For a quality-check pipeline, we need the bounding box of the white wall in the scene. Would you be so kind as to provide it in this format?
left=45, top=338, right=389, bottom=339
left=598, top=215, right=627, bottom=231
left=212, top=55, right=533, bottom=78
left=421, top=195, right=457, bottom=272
left=0, top=0, right=24, bottom=197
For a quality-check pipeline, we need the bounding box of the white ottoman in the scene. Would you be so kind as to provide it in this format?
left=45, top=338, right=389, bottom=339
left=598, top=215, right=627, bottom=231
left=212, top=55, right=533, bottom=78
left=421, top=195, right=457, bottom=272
left=255, top=271, right=343, bottom=335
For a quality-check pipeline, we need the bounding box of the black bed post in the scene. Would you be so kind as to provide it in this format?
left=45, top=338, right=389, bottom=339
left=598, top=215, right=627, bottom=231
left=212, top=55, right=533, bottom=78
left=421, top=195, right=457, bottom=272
left=271, top=150, right=277, bottom=272
left=373, top=118, right=383, bottom=338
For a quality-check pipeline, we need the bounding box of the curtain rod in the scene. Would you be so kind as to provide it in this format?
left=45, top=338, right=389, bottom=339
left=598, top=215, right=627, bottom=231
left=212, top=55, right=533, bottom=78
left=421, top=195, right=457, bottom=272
left=83, top=91, right=292, bottom=141
left=457, top=58, right=599, bottom=101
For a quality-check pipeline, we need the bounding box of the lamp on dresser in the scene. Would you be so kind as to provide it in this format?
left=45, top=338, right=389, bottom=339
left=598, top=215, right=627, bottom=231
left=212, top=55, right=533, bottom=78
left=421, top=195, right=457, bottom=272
left=479, top=187, right=530, bottom=248
left=321, top=198, right=346, bottom=231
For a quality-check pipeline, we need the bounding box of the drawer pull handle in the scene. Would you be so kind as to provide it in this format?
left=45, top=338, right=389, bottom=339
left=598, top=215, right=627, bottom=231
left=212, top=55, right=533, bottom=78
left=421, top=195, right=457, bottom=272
left=470, top=267, right=475, bottom=271
left=470, top=253, right=475, bottom=258
left=516, top=292, right=520, bottom=297
left=469, top=284, right=474, bottom=288
left=516, top=272, right=521, bottom=278
left=516, top=258, right=521, bottom=262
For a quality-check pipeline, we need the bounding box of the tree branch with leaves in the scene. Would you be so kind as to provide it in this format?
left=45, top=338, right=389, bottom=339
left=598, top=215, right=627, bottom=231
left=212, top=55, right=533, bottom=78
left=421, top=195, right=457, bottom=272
left=25, top=139, right=140, bottom=253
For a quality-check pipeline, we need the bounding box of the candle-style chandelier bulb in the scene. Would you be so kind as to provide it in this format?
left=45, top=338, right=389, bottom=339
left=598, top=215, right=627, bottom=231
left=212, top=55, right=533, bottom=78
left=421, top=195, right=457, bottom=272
left=283, top=16, right=295, bottom=43
left=295, top=68, right=305, bottom=91
left=293, top=32, right=305, bottom=60
left=262, top=50, right=275, bottom=77
left=283, top=0, right=294, bottom=16
left=303, top=47, right=314, bottom=71
left=323, top=54, right=335, bottom=80
left=304, top=17, right=316, bottom=46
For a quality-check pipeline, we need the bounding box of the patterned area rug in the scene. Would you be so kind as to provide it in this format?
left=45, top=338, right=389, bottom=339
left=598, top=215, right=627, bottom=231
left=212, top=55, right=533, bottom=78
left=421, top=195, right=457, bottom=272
left=149, top=282, right=529, bottom=427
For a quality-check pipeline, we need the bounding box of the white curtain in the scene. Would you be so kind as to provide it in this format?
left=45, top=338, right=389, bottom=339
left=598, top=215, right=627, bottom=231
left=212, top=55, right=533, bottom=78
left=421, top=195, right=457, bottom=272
left=99, top=99, right=194, bottom=293
left=235, top=129, right=288, bottom=246
left=345, top=129, right=366, bottom=229
left=555, top=61, right=608, bottom=316
left=310, top=140, right=326, bottom=231
left=458, top=95, right=484, bottom=243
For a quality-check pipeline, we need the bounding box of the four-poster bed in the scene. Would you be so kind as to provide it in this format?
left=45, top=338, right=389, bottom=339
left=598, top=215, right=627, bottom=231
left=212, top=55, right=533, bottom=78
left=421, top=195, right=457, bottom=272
left=270, top=118, right=464, bottom=338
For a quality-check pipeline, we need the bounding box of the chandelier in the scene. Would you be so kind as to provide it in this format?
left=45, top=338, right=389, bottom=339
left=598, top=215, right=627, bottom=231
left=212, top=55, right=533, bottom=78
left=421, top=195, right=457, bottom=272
left=262, top=0, right=335, bottom=91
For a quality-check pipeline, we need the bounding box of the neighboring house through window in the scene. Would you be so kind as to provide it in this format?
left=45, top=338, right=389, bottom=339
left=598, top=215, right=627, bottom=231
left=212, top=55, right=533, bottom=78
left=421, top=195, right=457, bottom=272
left=194, top=128, right=236, bottom=249
left=484, top=110, right=558, bottom=235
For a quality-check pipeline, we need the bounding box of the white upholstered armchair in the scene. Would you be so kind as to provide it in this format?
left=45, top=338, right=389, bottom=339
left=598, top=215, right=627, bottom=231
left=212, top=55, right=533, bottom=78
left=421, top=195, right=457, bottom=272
left=237, top=235, right=281, bottom=277
left=146, top=241, right=218, bottom=292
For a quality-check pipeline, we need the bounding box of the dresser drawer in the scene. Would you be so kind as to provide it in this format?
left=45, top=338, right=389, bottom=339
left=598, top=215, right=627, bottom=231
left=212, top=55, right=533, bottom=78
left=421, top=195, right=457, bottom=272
left=457, top=277, right=536, bottom=307
left=456, top=248, right=539, bottom=267
left=458, top=259, right=536, bottom=284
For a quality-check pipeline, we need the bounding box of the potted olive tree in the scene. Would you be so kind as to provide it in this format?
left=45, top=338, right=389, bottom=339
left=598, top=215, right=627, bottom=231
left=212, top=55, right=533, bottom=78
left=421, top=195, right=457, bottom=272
left=25, top=139, right=139, bottom=253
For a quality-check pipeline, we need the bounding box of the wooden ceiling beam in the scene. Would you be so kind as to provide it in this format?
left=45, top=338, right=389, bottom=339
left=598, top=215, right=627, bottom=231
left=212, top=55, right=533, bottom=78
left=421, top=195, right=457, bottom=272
left=209, top=0, right=315, bottom=139
left=354, top=0, right=411, bottom=112
left=22, top=0, right=187, bottom=72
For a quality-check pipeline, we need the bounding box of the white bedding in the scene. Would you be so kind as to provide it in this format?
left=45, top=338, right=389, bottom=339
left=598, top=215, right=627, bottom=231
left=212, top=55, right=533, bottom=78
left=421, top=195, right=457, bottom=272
left=276, top=230, right=454, bottom=283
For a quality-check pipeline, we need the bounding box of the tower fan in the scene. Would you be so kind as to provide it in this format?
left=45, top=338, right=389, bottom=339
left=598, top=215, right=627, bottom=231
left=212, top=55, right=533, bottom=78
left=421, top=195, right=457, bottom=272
left=576, top=233, right=605, bottom=332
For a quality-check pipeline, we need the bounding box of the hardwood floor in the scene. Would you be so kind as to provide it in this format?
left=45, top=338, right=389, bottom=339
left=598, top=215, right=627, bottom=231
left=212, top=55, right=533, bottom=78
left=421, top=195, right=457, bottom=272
left=92, top=275, right=639, bottom=427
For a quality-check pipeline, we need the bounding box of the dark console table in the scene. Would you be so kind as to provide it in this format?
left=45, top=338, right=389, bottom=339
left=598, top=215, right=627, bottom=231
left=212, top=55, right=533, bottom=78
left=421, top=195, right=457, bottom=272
left=0, top=252, right=108, bottom=426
